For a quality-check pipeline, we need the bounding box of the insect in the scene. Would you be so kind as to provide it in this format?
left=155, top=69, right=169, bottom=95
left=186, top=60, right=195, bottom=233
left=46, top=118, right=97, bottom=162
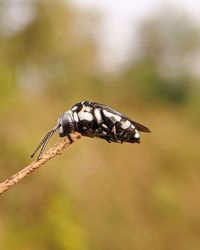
left=31, top=101, right=151, bottom=160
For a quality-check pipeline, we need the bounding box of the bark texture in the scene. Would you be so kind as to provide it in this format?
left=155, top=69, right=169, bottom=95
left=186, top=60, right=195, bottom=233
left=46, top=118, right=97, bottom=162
left=0, top=132, right=81, bottom=195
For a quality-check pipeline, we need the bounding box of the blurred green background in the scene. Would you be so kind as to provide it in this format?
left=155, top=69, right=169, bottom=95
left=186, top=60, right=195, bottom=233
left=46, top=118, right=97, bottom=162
left=0, top=1, right=200, bottom=250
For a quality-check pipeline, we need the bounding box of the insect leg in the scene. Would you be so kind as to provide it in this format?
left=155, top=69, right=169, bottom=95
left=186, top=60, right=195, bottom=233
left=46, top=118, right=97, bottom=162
left=67, top=134, right=73, bottom=143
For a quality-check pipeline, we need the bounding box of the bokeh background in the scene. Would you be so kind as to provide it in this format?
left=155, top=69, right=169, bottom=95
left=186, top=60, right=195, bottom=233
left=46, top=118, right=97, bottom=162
left=0, top=1, right=200, bottom=249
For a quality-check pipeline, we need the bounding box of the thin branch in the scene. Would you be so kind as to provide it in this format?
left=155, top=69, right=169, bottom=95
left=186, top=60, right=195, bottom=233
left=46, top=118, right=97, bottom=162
left=0, top=132, right=81, bottom=195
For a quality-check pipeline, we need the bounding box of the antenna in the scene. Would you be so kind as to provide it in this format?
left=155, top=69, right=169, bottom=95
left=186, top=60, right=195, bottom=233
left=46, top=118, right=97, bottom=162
left=31, top=124, right=60, bottom=160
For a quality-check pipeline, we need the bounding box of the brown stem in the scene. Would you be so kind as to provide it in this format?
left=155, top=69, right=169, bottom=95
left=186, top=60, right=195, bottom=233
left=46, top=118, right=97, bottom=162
left=0, top=132, right=81, bottom=195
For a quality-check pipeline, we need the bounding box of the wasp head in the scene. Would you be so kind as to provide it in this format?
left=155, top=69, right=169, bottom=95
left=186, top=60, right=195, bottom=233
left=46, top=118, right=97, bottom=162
left=58, top=111, right=75, bottom=137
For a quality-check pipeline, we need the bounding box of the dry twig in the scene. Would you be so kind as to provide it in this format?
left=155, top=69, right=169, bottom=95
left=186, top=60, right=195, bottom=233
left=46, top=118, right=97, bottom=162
left=0, top=132, right=81, bottom=195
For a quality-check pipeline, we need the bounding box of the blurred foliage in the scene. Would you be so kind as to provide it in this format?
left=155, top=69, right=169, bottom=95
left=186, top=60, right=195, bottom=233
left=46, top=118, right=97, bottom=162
left=0, top=1, right=200, bottom=250
left=123, top=9, right=200, bottom=105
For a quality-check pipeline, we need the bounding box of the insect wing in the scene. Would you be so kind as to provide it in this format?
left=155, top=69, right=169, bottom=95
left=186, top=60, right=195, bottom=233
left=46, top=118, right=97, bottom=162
left=89, top=102, right=150, bottom=133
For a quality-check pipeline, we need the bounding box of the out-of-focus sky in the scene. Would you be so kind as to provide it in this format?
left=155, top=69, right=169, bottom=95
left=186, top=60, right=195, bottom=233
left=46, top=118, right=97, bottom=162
left=70, top=0, right=200, bottom=69
left=1, top=0, right=200, bottom=70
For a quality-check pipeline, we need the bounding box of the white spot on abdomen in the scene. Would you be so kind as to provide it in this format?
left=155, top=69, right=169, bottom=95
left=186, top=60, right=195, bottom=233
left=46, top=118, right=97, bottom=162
left=134, top=129, right=140, bottom=138
left=131, top=124, right=135, bottom=129
left=103, top=110, right=121, bottom=122
left=120, top=120, right=131, bottom=129
left=94, top=108, right=102, bottom=123
left=102, top=124, right=108, bottom=129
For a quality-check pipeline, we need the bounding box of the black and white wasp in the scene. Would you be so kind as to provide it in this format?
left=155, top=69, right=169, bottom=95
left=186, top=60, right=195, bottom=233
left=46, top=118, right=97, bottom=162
left=31, top=101, right=151, bottom=160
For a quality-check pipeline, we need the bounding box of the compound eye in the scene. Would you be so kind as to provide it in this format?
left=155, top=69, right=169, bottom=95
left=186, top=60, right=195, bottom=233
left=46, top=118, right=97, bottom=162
left=59, top=126, right=65, bottom=137
left=63, top=121, right=74, bottom=134
left=60, top=112, right=74, bottom=136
